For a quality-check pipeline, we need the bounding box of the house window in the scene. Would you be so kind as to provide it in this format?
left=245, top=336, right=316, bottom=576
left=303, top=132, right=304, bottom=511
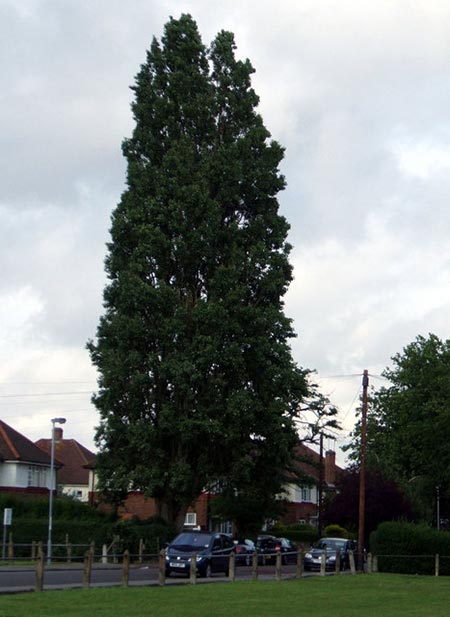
left=184, top=512, right=197, bottom=526
left=301, top=486, right=311, bottom=502
left=293, top=485, right=313, bottom=502
left=28, top=465, right=45, bottom=487
left=218, top=521, right=232, bottom=535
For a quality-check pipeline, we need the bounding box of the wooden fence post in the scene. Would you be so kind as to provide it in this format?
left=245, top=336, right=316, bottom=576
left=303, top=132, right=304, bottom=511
left=65, top=534, right=71, bottom=563
left=158, top=549, right=166, bottom=586
left=435, top=554, right=440, bottom=577
left=122, top=550, right=130, bottom=587
left=349, top=550, right=356, bottom=575
left=275, top=552, right=282, bottom=581
left=320, top=550, right=327, bottom=576
left=7, top=532, right=13, bottom=560
left=190, top=553, right=197, bottom=585
left=367, top=552, right=373, bottom=574
left=139, top=538, right=145, bottom=564
left=35, top=545, right=44, bottom=592
left=296, top=548, right=304, bottom=579
left=335, top=549, right=341, bottom=575
left=83, top=550, right=92, bottom=588
left=229, top=551, right=236, bottom=581
left=90, top=541, right=95, bottom=561
left=252, top=551, right=258, bottom=580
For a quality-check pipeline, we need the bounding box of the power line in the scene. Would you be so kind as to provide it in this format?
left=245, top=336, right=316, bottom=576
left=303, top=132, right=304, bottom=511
left=0, top=381, right=96, bottom=386
left=0, top=391, right=93, bottom=399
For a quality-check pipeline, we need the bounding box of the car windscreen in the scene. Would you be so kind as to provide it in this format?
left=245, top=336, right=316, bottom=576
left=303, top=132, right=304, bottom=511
left=315, top=539, right=346, bottom=551
left=171, top=533, right=212, bottom=550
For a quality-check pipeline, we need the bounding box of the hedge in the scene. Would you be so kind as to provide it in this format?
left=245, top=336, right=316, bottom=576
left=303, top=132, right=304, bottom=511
left=370, top=521, right=450, bottom=575
left=268, top=523, right=319, bottom=545
left=0, top=495, right=174, bottom=559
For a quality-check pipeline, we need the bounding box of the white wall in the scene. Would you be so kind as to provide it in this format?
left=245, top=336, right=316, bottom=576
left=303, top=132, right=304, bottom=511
left=62, top=485, right=89, bottom=502
left=0, top=461, right=53, bottom=489
left=285, top=483, right=318, bottom=504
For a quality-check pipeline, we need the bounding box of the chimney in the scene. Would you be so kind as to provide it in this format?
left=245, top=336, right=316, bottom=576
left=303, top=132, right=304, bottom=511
left=54, top=427, right=63, bottom=441
left=324, top=450, right=336, bottom=486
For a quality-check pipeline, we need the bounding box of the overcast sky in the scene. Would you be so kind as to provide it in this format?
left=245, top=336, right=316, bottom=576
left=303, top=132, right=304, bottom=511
left=2, top=0, right=450, bottom=464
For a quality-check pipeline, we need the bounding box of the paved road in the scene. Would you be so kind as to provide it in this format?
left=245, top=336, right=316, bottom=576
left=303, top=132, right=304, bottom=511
left=0, top=562, right=312, bottom=594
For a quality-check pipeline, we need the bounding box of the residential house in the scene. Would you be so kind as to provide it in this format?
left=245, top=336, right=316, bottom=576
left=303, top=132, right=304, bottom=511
left=281, top=443, right=343, bottom=526
left=35, top=428, right=95, bottom=502
left=88, top=442, right=342, bottom=532
left=0, top=420, right=56, bottom=495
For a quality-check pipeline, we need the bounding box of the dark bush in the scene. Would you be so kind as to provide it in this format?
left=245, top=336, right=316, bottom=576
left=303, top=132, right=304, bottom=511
left=2, top=495, right=174, bottom=559
left=269, top=523, right=319, bottom=546
left=370, top=521, right=450, bottom=575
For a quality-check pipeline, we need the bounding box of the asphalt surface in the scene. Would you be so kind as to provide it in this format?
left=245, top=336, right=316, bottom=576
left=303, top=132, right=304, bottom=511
left=0, top=561, right=322, bottom=594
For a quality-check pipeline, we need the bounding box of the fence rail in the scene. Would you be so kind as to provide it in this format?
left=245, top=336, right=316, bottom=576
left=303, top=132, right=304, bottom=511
left=6, top=546, right=450, bottom=593
left=0, top=547, right=362, bottom=593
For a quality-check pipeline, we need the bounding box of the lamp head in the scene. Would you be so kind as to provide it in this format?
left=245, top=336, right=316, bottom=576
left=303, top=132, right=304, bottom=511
left=51, top=417, right=66, bottom=425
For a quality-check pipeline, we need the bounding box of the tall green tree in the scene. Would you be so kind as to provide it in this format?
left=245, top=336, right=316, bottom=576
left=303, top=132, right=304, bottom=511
left=345, top=334, right=450, bottom=524
left=88, top=14, right=335, bottom=530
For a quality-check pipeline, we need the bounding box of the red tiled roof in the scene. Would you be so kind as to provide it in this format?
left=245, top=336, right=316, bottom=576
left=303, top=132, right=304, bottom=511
left=0, top=420, right=53, bottom=466
left=289, top=443, right=345, bottom=484
left=35, top=436, right=95, bottom=485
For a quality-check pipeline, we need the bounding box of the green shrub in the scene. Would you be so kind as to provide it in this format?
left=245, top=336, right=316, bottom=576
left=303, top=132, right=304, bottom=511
left=370, top=521, right=450, bottom=575
left=324, top=524, right=348, bottom=538
left=1, top=495, right=174, bottom=559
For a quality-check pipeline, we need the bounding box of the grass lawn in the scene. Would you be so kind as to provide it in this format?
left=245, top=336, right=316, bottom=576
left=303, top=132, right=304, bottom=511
left=1, top=575, right=450, bottom=617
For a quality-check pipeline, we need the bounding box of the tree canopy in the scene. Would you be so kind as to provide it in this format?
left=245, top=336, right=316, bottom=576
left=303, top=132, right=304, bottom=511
left=346, top=333, right=450, bottom=524
left=88, top=14, right=337, bottom=531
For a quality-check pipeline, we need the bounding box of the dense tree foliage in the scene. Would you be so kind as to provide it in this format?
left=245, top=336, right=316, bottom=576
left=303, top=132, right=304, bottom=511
left=88, top=15, right=337, bottom=530
left=324, top=470, right=413, bottom=541
left=345, top=334, right=450, bottom=524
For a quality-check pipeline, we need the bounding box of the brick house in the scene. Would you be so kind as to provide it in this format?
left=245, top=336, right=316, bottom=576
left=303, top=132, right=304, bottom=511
left=280, top=443, right=343, bottom=526
left=88, top=442, right=342, bottom=532
left=35, top=428, right=95, bottom=502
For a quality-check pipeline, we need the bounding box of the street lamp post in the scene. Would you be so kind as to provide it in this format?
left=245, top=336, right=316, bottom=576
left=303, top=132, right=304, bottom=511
left=47, top=417, right=66, bottom=565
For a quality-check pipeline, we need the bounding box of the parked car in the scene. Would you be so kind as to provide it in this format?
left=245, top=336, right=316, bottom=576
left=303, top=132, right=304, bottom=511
left=303, top=537, right=357, bottom=572
left=165, top=531, right=235, bottom=577
left=256, top=535, right=297, bottom=565
left=234, top=539, right=256, bottom=565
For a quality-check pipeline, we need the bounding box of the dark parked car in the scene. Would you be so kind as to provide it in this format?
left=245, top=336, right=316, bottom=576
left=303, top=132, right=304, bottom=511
left=303, top=537, right=357, bottom=572
left=234, top=539, right=256, bottom=565
left=165, top=531, right=235, bottom=577
left=256, top=535, right=297, bottom=565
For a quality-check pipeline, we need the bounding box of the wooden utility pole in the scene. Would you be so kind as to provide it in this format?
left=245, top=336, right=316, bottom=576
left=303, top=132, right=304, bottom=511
left=358, top=369, right=369, bottom=571
left=318, top=433, right=324, bottom=537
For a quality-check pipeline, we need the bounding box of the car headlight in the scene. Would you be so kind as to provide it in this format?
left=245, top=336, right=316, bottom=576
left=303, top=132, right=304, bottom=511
left=327, top=555, right=336, bottom=561
left=305, top=552, right=312, bottom=559
left=196, top=555, right=204, bottom=562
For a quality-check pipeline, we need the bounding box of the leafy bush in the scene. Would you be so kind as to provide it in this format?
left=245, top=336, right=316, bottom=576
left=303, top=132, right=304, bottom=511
left=324, top=524, right=348, bottom=538
left=370, top=521, right=450, bottom=575
left=2, top=495, right=174, bottom=559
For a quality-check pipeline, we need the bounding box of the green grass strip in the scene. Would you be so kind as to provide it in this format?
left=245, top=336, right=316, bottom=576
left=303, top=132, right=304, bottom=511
left=1, top=575, right=450, bottom=617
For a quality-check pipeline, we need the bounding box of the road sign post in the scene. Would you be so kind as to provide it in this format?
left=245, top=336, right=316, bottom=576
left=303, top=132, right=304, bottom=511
left=2, top=508, right=12, bottom=560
